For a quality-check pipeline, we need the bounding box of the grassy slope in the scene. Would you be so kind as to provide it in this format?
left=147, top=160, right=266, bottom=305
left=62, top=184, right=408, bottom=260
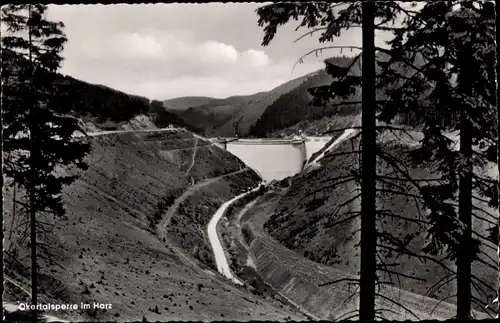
left=262, top=130, right=498, bottom=314
left=2, top=130, right=306, bottom=322
left=226, top=188, right=489, bottom=320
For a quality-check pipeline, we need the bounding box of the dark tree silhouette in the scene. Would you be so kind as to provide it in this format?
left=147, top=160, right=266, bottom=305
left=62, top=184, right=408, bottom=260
left=379, top=2, right=497, bottom=318
left=256, top=0, right=497, bottom=320
left=359, top=2, right=376, bottom=320
left=1, top=5, right=90, bottom=316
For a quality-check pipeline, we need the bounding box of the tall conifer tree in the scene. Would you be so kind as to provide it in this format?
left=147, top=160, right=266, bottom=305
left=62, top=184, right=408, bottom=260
left=2, top=4, right=90, bottom=314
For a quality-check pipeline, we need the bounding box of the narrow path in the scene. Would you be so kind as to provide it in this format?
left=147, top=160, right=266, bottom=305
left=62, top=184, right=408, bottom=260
left=185, top=138, right=199, bottom=176
left=75, top=126, right=181, bottom=138
left=157, top=168, right=250, bottom=241
left=156, top=168, right=252, bottom=277
left=4, top=276, right=32, bottom=299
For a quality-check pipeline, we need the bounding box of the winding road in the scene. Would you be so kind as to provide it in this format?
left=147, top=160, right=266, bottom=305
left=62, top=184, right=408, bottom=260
left=206, top=186, right=262, bottom=285
left=207, top=128, right=357, bottom=285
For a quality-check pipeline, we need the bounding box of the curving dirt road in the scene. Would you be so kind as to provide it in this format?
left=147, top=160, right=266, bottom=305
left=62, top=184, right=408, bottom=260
left=185, top=138, right=199, bottom=176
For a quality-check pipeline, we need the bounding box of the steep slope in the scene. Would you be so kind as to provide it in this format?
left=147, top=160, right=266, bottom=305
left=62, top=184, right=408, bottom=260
left=173, top=72, right=321, bottom=137
left=249, top=56, right=358, bottom=137
left=260, top=128, right=498, bottom=315
left=173, top=92, right=268, bottom=136
left=254, top=54, right=446, bottom=138
left=163, top=96, right=217, bottom=111
left=2, top=129, right=307, bottom=322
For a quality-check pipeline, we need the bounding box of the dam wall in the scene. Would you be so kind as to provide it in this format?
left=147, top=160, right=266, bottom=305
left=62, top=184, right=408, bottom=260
left=210, top=137, right=330, bottom=182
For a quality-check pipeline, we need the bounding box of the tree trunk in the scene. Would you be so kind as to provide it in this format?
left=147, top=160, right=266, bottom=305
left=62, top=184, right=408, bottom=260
left=456, top=88, right=473, bottom=320
left=359, top=1, right=377, bottom=320
left=27, top=5, right=38, bottom=317
left=496, top=2, right=500, bottom=316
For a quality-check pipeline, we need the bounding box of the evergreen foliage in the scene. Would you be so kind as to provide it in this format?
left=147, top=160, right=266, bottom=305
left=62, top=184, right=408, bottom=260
left=2, top=4, right=90, bottom=311
left=256, top=0, right=498, bottom=319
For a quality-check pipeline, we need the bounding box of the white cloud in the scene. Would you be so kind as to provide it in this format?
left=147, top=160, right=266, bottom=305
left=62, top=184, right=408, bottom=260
left=239, top=49, right=270, bottom=67
left=47, top=4, right=331, bottom=100
left=201, top=41, right=238, bottom=63
left=121, top=33, right=163, bottom=58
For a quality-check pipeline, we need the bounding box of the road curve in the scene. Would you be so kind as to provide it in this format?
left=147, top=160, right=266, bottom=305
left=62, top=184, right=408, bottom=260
left=207, top=185, right=262, bottom=285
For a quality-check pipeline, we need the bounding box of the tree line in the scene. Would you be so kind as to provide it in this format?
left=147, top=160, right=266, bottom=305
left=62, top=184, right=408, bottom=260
left=256, top=0, right=498, bottom=320
left=2, top=48, right=194, bottom=130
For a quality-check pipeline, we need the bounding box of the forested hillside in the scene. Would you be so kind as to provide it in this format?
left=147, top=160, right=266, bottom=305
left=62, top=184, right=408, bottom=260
left=170, top=73, right=318, bottom=137
left=2, top=49, right=196, bottom=132
left=169, top=54, right=438, bottom=138
left=248, top=54, right=441, bottom=137
left=163, top=96, right=217, bottom=111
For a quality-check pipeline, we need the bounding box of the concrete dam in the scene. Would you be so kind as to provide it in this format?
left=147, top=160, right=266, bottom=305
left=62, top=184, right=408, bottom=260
left=210, top=137, right=332, bottom=181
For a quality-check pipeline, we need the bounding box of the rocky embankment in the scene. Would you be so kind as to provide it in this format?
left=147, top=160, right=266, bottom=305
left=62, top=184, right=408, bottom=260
left=2, top=128, right=306, bottom=322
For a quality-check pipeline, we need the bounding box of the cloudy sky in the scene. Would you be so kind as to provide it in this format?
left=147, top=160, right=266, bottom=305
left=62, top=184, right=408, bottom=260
left=46, top=3, right=371, bottom=100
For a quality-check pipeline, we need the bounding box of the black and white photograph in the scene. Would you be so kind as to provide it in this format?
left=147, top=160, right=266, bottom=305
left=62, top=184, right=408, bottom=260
left=1, top=1, right=499, bottom=322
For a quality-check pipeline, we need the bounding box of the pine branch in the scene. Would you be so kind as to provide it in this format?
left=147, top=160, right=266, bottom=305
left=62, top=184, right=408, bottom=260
left=425, top=272, right=457, bottom=296
left=317, top=174, right=357, bottom=185
left=476, top=252, right=498, bottom=271
left=471, top=275, right=497, bottom=294
left=378, top=244, right=453, bottom=272
left=307, top=177, right=357, bottom=198
left=377, top=174, right=443, bottom=183
left=374, top=307, right=402, bottom=319
left=472, top=212, right=496, bottom=226
left=293, top=46, right=363, bottom=73
left=319, top=126, right=362, bottom=136
left=376, top=209, right=429, bottom=225
left=472, top=195, right=492, bottom=204
left=430, top=294, right=456, bottom=316
left=472, top=232, right=497, bottom=251
left=376, top=292, right=420, bottom=320
left=376, top=253, right=399, bottom=289
left=323, top=211, right=360, bottom=229
left=318, top=150, right=362, bottom=160
left=333, top=309, right=359, bottom=321
left=293, top=27, right=328, bottom=43
left=318, top=277, right=359, bottom=287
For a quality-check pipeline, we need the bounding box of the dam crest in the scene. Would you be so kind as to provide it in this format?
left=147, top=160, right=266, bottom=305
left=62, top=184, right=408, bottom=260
left=209, top=137, right=332, bottom=181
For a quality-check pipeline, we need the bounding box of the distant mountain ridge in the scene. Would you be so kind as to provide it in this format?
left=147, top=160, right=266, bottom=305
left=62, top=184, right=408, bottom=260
left=2, top=49, right=196, bottom=133
left=164, top=71, right=328, bottom=137
left=166, top=54, right=434, bottom=138
left=164, top=56, right=359, bottom=137
left=163, top=96, right=217, bottom=111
